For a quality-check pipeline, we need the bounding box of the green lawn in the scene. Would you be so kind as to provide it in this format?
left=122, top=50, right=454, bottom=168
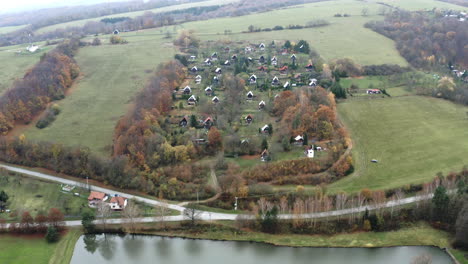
left=0, top=228, right=81, bottom=264
left=450, top=249, right=468, bottom=264
left=0, top=173, right=90, bottom=220
left=0, top=43, right=53, bottom=95
left=0, top=25, right=28, bottom=34
left=329, top=95, right=468, bottom=193
left=35, top=0, right=239, bottom=34
left=178, top=0, right=408, bottom=66
left=24, top=34, right=176, bottom=154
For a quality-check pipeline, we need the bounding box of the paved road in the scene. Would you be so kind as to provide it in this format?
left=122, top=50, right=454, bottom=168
left=0, top=163, right=435, bottom=227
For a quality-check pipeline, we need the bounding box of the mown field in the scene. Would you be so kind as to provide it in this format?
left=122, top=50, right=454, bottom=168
left=24, top=34, right=176, bottom=154
left=329, top=95, right=468, bottom=193
left=0, top=43, right=52, bottom=95
left=0, top=24, right=28, bottom=34
left=35, top=0, right=239, bottom=34
left=177, top=0, right=408, bottom=66
left=0, top=228, right=81, bottom=264
left=369, top=0, right=467, bottom=10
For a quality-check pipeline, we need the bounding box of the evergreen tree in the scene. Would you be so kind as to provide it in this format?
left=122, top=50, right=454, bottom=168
left=303, top=134, right=308, bottom=145
left=0, top=191, right=8, bottom=211
left=261, top=138, right=268, bottom=150
left=81, top=210, right=96, bottom=233
left=432, top=186, right=450, bottom=222
left=190, top=115, right=198, bottom=128
left=45, top=226, right=59, bottom=243
left=284, top=40, right=292, bottom=50
left=268, top=124, right=273, bottom=135
left=331, top=82, right=347, bottom=99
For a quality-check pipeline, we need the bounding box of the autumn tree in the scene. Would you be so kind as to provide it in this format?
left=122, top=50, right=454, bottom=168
left=48, top=208, right=65, bottom=230
left=123, top=201, right=141, bottom=233
left=207, top=127, right=222, bottom=153
left=20, top=211, right=35, bottom=233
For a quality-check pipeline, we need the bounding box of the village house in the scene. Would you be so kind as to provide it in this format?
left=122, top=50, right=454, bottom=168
left=272, top=76, right=280, bottom=86
left=27, top=45, right=39, bottom=53
left=309, top=78, right=317, bottom=87
left=204, top=58, right=212, bottom=66
left=190, top=66, right=198, bottom=73
left=109, top=196, right=128, bottom=210
left=305, top=64, right=314, bottom=71
left=205, top=86, right=213, bottom=96
left=224, top=60, right=231, bottom=66
left=245, top=114, right=253, bottom=124
left=204, top=117, right=213, bottom=129
left=281, top=49, right=289, bottom=55
left=305, top=146, right=314, bottom=158
left=279, top=65, right=288, bottom=74
left=190, top=55, right=196, bottom=61
left=245, top=46, right=252, bottom=53
left=249, top=74, right=257, bottom=84
left=259, top=43, right=266, bottom=51
left=187, top=95, right=197, bottom=105
left=367, top=89, right=382, bottom=94
left=213, top=76, right=219, bottom=84
left=291, top=54, right=297, bottom=63
left=260, top=149, right=269, bottom=162
left=259, top=55, right=266, bottom=64
left=294, top=135, right=303, bottom=145
left=248, top=57, right=253, bottom=62
left=183, top=86, right=192, bottom=94
left=211, top=52, right=218, bottom=60
left=224, top=46, right=230, bottom=53
left=258, top=66, right=267, bottom=72
left=283, top=81, right=290, bottom=89
left=215, top=68, right=222, bottom=74
left=246, top=91, right=254, bottom=100
left=231, top=54, right=238, bottom=61
left=180, top=116, right=188, bottom=127
left=195, top=75, right=202, bottom=84
left=258, top=100, right=266, bottom=109
left=113, top=29, right=120, bottom=35
left=212, top=96, right=219, bottom=103
left=261, top=124, right=270, bottom=134
left=88, top=191, right=108, bottom=207
left=271, top=56, right=278, bottom=66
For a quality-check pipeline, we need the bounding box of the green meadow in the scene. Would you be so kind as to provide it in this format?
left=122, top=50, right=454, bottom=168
left=370, top=0, right=467, bottom=10
left=0, top=24, right=28, bottom=34
left=24, top=34, right=176, bottom=154
left=0, top=43, right=52, bottom=95
left=36, top=0, right=239, bottom=34
left=329, top=95, right=468, bottom=193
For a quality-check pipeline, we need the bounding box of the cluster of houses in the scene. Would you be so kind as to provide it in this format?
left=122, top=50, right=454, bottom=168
left=88, top=191, right=128, bottom=210
left=443, top=10, right=467, bottom=22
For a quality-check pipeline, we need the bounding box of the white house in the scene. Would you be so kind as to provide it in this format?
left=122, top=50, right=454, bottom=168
left=187, top=95, right=197, bottom=105
left=224, top=60, right=231, bottom=66
left=88, top=191, right=108, bottom=208
left=305, top=147, right=314, bottom=158
left=215, top=68, right=222, bottom=74
left=246, top=91, right=254, bottom=100
left=109, top=196, right=128, bottom=210
left=271, top=56, right=278, bottom=66
left=258, top=100, right=266, bottom=109
left=195, top=75, right=202, bottom=84
left=190, top=55, right=196, bottom=61
left=26, top=45, right=39, bottom=53
left=205, top=86, right=213, bottom=95
left=272, top=76, right=280, bottom=85
left=261, top=124, right=269, bottom=133
left=309, top=79, right=317, bottom=86
left=294, top=135, right=303, bottom=144
left=212, top=96, right=220, bottom=103
left=283, top=81, right=290, bottom=89
left=191, top=66, right=198, bottom=73
left=250, top=74, right=257, bottom=84
left=259, top=43, right=266, bottom=50
left=204, top=58, right=212, bottom=65
left=183, top=86, right=192, bottom=94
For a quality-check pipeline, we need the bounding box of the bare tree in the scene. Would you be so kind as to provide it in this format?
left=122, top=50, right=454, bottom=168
left=336, top=192, right=348, bottom=220
left=183, top=203, right=202, bottom=226
left=123, top=201, right=141, bottom=233
left=279, top=196, right=289, bottom=215
left=155, top=205, right=170, bottom=230
left=97, top=202, right=112, bottom=231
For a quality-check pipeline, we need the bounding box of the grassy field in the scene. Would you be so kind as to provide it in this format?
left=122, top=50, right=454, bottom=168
left=0, top=228, right=81, bottom=264
left=24, top=34, right=176, bottom=154
left=0, top=25, right=28, bottom=34
left=36, top=0, right=239, bottom=34
left=450, top=249, right=468, bottom=264
left=369, top=0, right=467, bottom=10
left=0, top=172, right=90, bottom=220
left=178, top=0, right=408, bottom=66
left=0, top=43, right=53, bottom=95
left=329, top=95, right=468, bottom=193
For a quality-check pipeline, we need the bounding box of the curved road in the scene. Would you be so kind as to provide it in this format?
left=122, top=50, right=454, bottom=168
left=0, top=163, right=435, bottom=227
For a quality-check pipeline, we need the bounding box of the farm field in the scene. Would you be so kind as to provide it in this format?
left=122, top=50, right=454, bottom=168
left=369, top=0, right=467, bottom=10
left=36, top=0, right=240, bottom=34
left=0, top=43, right=53, bottom=95
left=329, top=95, right=468, bottom=193
left=0, top=229, right=81, bottom=264
left=176, top=0, right=408, bottom=66
left=24, top=34, right=176, bottom=154
left=0, top=24, right=28, bottom=34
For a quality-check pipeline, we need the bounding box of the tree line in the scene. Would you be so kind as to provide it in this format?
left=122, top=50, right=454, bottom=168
left=0, top=39, right=80, bottom=134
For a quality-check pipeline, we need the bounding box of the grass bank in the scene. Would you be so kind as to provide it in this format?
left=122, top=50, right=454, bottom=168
left=0, top=228, right=81, bottom=264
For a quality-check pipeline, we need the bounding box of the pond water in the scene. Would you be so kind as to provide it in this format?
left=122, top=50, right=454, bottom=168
left=70, top=234, right=453, bottom=264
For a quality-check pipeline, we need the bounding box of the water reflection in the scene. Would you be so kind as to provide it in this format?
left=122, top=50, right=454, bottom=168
left=71, top=234, right=454, bottom=264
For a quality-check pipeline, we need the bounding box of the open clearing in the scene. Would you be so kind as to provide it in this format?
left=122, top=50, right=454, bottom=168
left=329, top=95, right=468, bottom=193
left=0, top=25, right=28, bottom=34
left=0, top=43, right=52, bottom=95
left=0, top=229, right=81, bottom=264
left=36, top=0, right=240, bottom=34
left=24, top=34, right=176, bottom=154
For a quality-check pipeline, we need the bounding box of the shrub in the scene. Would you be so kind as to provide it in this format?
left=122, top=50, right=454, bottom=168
left=45, top=226, right=59, bottom=243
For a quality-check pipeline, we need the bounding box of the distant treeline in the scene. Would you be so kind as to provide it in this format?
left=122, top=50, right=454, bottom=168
left=100, top=17, right=130, bottom=24
left=0, top=39, right=80, bottom=134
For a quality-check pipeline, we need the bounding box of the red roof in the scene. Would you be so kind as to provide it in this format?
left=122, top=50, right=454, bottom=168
left=204, top=117, right=212, bottom=123
left=110, top=196, right=127, bottom=206
left=279, top=66, right=288, bottom=71
left=258, top=66, right=267, bottom=71
left=88, top=191, right=106, bottom=201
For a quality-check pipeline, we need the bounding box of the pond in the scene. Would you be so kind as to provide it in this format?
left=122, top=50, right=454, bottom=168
left=70, top=234, right=453, bottom=264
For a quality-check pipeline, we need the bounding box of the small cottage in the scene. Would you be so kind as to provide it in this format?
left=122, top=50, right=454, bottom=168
left=190, top=55, right=196, bottom=61
left=180, top=116, right=188, bottom=127
left=205, top=86, right=213, bottom=96
left=258, top=66, right=267, bottom=72
left=183, top=86, right=192, bottom=94
left=305, top=147, right=314, bottom=158
left=258, top=100, right=266, bottom=109
left=204, top=117, right=213, bottom=129
left=291, top=54, right=297, bottom=62
left=195, top=75, right=202, bottom=84
left=259, top=55, right=265, bottom=64
left=224, top=60, right=231, bottom=66
left=261, top=124, right=270, bottom=133
left=212, top=96, right=220, bottom=103
left=246, top=91, right=254, bottom=100
left=283, top=81, right=290, bottom=89
left=205, top=58, right=212, bottom=66
left=259, top=43, right=266, bottom=51
left=187, top=95, right=197, bottom=105
left=305, top=64, right=314, bottom=71
left=271, top=56, right=278, bottom=66
left=211, top=52, right=218, bottom=60
left=113, top=29, right=120, bottom=35
left=272, top=76, right=280, bottom=86
left=231, top=54, right=237, bottom=60
left=294, top=135, right=303, bottom=144
left=213, top=76, right=219, bottom=84
left=110, top=196, right=127, bottom=210
left=309, top=79, right=317, bottom=87
left=249, top=74, right=257, bottom=84
left=190, top=66, right=198, bottom=73
left=367, top=89, right=382, bottom=94
left=245, top=114, right=253, bottom=124
left=215, top=68, right=222, bottom=74
left=279, top=65, right=288, bottom=74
